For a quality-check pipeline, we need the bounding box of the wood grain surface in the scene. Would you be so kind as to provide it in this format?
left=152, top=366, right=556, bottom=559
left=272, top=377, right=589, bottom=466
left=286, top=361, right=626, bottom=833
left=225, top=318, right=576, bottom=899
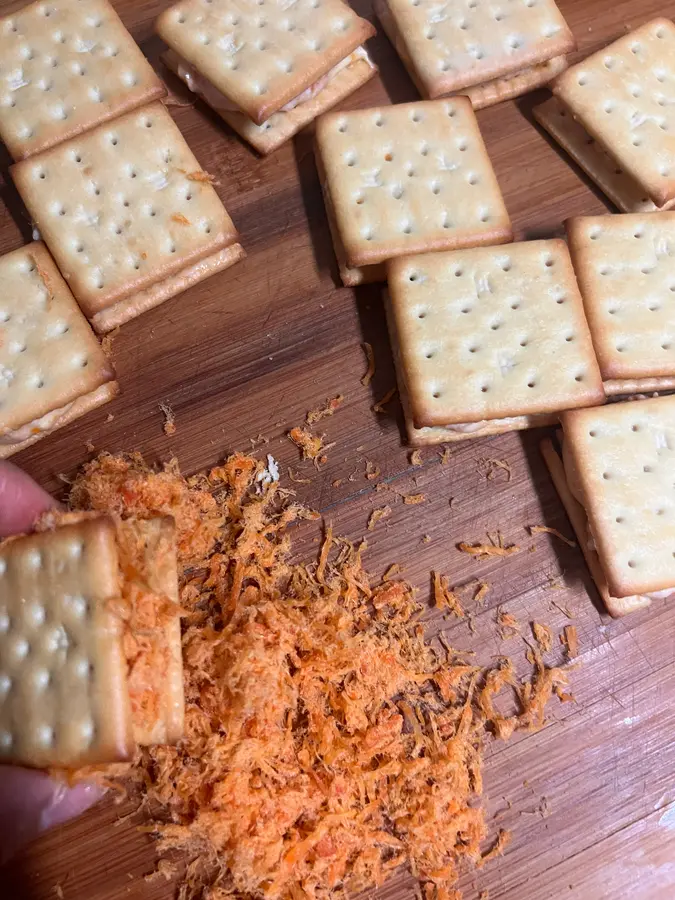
left=2, top=0, right=675, bottom=898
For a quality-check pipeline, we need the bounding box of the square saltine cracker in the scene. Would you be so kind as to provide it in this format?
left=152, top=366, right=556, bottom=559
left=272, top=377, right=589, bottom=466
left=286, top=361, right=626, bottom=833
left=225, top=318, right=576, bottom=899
left=156, top=0, right=375, bottom=125
left=316, top=97, right=512, bottom=279
left=374, top=0, right=574, bottom=101
left=12, top=102, right=244, bottom=333
left=0, top=0, right=166, bottom=161
left=553, top=18, right=675, bottom=209
left=387, top=239, right=604, bottom=430
left=0, top=242, right=118, bottom=459
left=567, top=213, right=675, bottom=396
left=561, top=395, right=675, bottom=599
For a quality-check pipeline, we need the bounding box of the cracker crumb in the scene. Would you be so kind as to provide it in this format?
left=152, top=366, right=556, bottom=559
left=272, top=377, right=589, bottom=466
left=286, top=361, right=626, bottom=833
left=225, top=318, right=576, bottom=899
left=332, top=478, right=343, bottom=488
left=365, top=460, right=381, bottom=480
left=106, top=413, right=114, bottom=423
left=288, top=468, right=311, bottom=485
left=458, top=532, right=520, bottom=560
left=159, top=402, right=176, bottom=436
left=561, top=624, right=579, bottom=659
left=372, top=387, right=398, bottom=413
left=84, top=440, right=95, bottom=453
left=306, top=394, right=344, bottom=426
left=433, top=572, right=464, bottom=618
left=439, top=447, right=452, bottom=465
left=474, top=582, right=490, bottom=606
left=410, top=449, right=423, bottom=466
left=171, top=213, right=191, bottom=225
left=368, top=505, right=392, bottom=530
left=249, top=434, right=269, bottom=448
left=100, top=326, right=120, bottom=358
left=360, top=342, right=375, bottom=386
left=477, top=457, right=512, bottom=482
left=383, top=563, right=403, bottom=581
left=375, top=482, right=390, bottom=492
left=53, top=887, right=64, bottom=900
left=532, top=622, right=553, bottom=653
left=402, top=493, right=425, bottom=505
left=528, top=525, right=576, bottom=548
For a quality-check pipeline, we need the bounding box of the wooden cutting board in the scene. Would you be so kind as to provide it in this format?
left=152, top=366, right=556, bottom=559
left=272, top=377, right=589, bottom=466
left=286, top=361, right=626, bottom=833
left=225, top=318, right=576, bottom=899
left=3, top=0, right=675, bottom=897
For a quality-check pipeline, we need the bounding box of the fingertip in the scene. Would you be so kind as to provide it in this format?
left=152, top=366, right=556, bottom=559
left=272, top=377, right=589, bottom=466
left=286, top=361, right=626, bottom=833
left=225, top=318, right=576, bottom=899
left=0, top=460, right=57, bottom=538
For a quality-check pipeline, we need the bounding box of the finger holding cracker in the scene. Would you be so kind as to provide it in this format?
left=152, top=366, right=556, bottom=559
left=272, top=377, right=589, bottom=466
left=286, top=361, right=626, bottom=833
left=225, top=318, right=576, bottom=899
left=316, top=97, right=512, bottom=286
left=157, top=0, right=377, bottom=154
left=374, top=0, right=575, bottom=108
left=11, top=103, right=245, bottom=333
left=0, top=243, right=118, bottom=458
left=386, top=239, right=604, bottom=444
left=0, top=0, right=166, bottom=161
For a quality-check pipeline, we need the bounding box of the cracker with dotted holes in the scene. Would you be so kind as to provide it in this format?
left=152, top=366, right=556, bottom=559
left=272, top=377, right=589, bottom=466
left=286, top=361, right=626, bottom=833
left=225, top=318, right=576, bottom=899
left=387, top=239, right=604, bottom=429
left=373, top=0, right=574, bottom=100
left=385, top=293, right=558, bottom=443
left=316, top=97, right=512, bottom=270
left=0, top=517, right=135, bottom=768
left=533, top=97, right=673, bottom=214
left=540, top=437, right=651, bottom=617
left=0, top=0, right=166, bottom=161
left=567, top=213, right=675, bottom=395
left=561, top=394, right=675, bottom=598
left=0, top=242, right=118, bottom=459
left=553, top=19, right=675, bottom=209
left=162, top=49, right=376, bottom=155
left=11, top=102, right=241, bottom=331
left=156, top=0, right=375, bottom=125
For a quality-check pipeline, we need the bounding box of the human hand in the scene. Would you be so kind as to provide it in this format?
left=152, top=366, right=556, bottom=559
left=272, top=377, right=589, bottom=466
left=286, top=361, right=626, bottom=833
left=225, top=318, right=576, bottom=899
left=0, top=460, right=104, bottom=865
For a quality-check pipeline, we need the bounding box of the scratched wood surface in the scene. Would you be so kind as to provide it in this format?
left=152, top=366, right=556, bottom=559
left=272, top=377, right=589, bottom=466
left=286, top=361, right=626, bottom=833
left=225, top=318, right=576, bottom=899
left=2, top=0, right=675, bottom=897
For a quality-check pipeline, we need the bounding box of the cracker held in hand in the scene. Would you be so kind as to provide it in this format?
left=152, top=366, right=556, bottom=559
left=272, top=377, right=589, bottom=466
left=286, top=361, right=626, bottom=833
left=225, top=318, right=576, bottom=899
left=12, top=102, right=244, bottom=333
left=553, top=18, right=675, bottom=210
left=386, top=239, right=604, bottom=444
left=157, top=0, right=377, bottom=154
left=316, top=97, right=512, bottom=286
left=0, top=513, right=183, bottom=768
left=374, top=0, right=574, bottom=108
left=0, top=0, right=166, bottom=161
left=0, top=242, right=118, bottom=458
left=533, top=97, right=674, bottom=214
left=542, top=395, right=675, bottom=616
left=567, top=213, right=675, bottom=397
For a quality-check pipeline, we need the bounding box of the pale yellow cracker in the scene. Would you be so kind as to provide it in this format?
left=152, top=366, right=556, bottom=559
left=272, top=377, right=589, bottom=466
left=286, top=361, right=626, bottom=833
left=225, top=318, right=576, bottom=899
left=553, top=18, right=675, bottom=208
left=316, top=97, right=512, bottom=270
left=163, top=49, right=377, bottom=155
left=567, top=213, right=675, bottom=389
left=0, top=517, right=134, bottom=768
left=533, top=96, right=666, bottom=213
left=540, top=437, right=651, bottom=617
left=156, top=0, right=375, bottom=125
left=387, top=240, right=604, bottom=429
left=374, top=0, right=574, bottom=100
left=12, top=103, right=240, bottom=329
left=561, top=395, right=675, bottom=599
left=0, top=242, right=117, bottom=458
left=0, top=0, right=166, bottom=160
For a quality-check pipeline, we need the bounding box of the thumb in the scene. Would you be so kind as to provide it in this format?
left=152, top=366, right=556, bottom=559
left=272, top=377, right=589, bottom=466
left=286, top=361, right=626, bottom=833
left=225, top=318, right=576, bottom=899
left=0, top=460, right=57, bottom=538
left=0, top=766, right=104, bottom=863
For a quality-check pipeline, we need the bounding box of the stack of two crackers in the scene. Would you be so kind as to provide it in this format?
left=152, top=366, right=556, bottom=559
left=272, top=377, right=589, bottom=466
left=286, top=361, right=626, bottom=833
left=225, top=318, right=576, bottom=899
left=535, top=18, right=675, bottom=214
left=0, top=0, right=245, bottom=455
left=157, top=0, right=379, bottom=155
